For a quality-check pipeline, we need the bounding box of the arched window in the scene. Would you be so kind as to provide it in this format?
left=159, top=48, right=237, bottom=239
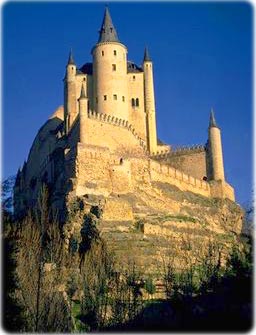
left=131, top=98, right=135, bottom=107
left=102, top=51, right=104, bottom=56
left=136, top=98, right=139, bottom=107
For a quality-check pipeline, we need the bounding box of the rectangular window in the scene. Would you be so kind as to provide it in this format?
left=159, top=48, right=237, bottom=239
left=113, top=94, right=117, bottom=100
left=102, top=51, right=104, bottom=56
left=133, top=75, right=136, bottom=80
left=114, top=50, right=117, bottom=56
left=96, top=97, right=98, bottom=103
left=112, top=64, right=116, bottom=71
left=122, top=96, right=125, bottom=102
left=104, top=95, right=107, bottom=101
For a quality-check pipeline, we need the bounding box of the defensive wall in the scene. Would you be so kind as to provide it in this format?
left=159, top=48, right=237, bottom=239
left=151, top=145, right=207, bottom=181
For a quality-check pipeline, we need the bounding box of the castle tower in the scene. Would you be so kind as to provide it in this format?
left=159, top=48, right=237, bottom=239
left=64, top=50, right=77, bottom=134
left=92, top=7, right=129, bottom=119
left=143, top=47, right=157, bottom=154
left=207, top=109, right=225, bottom=181
left=79, top=83, right=88, bottom=144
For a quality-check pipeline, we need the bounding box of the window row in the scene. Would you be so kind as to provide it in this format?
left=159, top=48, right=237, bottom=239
left=94, top=96, right=140, bottom=107
left=96, top=95, right=125, bottom=102
left=101, top=50, right=117, bottom=56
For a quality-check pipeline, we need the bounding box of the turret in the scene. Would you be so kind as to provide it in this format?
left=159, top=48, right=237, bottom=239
left=143, top=47, right=157, bottom=154
left=79, top=83, right=88, bottom=144
left=64, top=49, right=77, bottom=134
left=207, top=109, right=225, bottom=181
left=92, top=7, right=128, bottom=119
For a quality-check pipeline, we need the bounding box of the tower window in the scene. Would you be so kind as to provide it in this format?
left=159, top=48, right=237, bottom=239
left=133, top=75, right=136, bottom=80
left=102, top=51, right=104, bottom=56
left=122, top=96, right=125, bottom=102
left=96, top=97, right=98, bottom=103
left=136, top=98, right=139, bottom=107
left=104, top=95, right=107, bottom=101
left=114, top=50, right=117, bottom=56
left=113, top=94, right=117, bottom=100
left=112, top=64, right=116, bottom=71
left=131, top=98, right=135, bottom=107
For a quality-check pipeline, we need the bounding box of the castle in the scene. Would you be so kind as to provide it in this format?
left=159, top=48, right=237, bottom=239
left=14, top=7, right=235, bottom=221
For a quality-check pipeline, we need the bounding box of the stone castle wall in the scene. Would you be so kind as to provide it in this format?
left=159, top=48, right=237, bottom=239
left=80, top=110, right=147, bottom=153
left=74, top=144, right=212, bottom=200
left=148, top=160, right=210, bottom=197
left=152, top=145, right=207, bottom=180
left=127, top=72, right=146, bottom=140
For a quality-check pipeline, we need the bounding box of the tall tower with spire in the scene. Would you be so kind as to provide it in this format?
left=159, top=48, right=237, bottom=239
left=207, top=109, right=225, bottom=181
left=64, top=50, right=77, bottom=134
left=143, top=47, right=157, bottom=154
left=92, top=6, right=129, bottom=120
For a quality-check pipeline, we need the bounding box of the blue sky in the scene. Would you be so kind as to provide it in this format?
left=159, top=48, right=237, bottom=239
left=2, top=2, right=253, bottom=206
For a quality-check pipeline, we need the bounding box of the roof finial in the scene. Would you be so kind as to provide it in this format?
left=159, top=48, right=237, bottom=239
left=98, top=6, right=119, bottom=43
left=68, top=48, right=75, bottom=65
left=209, top=108, right=218, bottom=128
left=144, top=46, right=152, bottom=62
left=79, top=83, right=87, bottom=100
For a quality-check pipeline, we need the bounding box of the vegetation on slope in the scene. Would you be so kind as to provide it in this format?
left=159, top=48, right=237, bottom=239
left=2, top=182, right=253, bottom=332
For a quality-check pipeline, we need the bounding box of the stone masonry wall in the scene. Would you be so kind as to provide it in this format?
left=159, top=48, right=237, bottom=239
left=148, top=159, right=211, bottom=197
left=80, top=113, right=147, bottom=154
left=155, top=148, right=207, bottom=180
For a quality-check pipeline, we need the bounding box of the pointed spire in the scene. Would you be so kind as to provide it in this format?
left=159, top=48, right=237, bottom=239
left=209, top=108, right=218, bottom=128
left=67, top=48, right=75, bottom=65
left=144, top=46, right=152, bottom=62
left=98, top=6, right=119, bottom=43
left=79, top=83, right=87, bottom=100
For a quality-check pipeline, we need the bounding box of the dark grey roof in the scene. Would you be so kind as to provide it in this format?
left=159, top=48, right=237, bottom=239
left=98, top=7, right=119, bottom=43
left=127, top=61, right=143, bottom=73
left=80, top=63, right=93, bottom=75
left=76, top=69, right=84, bottom=75
left=209, top=108, right=218, bottom=128
left=68, top=49, right=75, bottom=65
left=79, top=84, right=87, bottom=99
left=144, top=47, right=151, bottom=62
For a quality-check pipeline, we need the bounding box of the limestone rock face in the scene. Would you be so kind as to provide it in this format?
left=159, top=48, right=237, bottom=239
left=64, top=175, right=243, bottom=278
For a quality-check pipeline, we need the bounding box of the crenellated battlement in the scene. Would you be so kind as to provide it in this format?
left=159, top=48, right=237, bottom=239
left=151, top=144, right=205, bottom=160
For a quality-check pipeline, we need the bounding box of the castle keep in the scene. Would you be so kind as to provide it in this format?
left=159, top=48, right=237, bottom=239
left=14, top=7, right=235, bottom=221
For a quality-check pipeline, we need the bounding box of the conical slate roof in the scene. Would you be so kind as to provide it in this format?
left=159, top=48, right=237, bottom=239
left=68, top=49, right=75, bottom=65
left=98, top=7, right=119, bottom=43
left=209, top=108, right=218, bottom=128
left=143, top=47, right=151, bottom=62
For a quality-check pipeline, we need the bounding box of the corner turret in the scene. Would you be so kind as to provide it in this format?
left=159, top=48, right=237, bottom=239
left=64, top=49, right=77, bottom=134
left=79, top=83, right=88, bottom=144
left=207, top=109, right=225, bottom=181
left=143, top=47, right=157, bottom=154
